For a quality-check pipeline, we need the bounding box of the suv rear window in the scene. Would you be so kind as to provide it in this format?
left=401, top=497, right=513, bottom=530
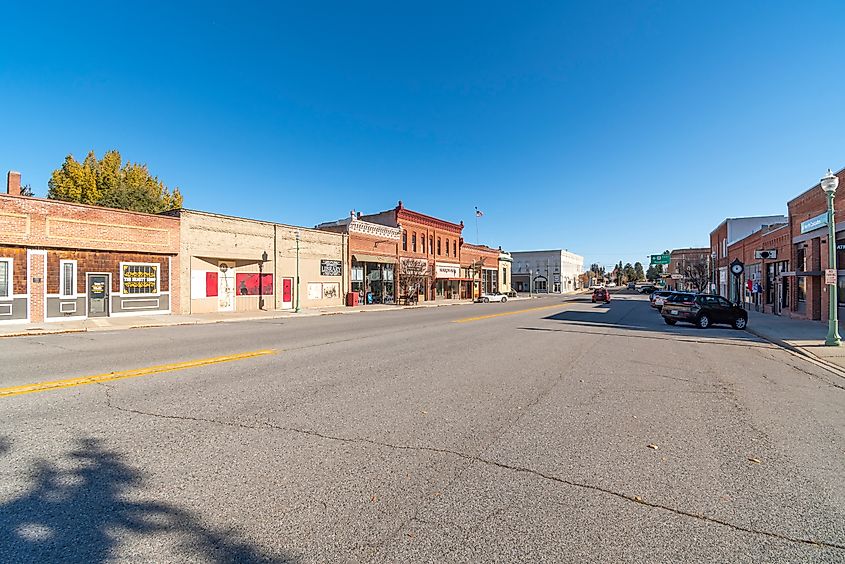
left=666, top=293, right=695, bottom=303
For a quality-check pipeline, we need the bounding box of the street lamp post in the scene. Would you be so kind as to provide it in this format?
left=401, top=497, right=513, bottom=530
left=529, top=269, right=533, bottom=296
left=295, top=231, right=301, bottom=313
left=822, top=169, right=841, bottom=346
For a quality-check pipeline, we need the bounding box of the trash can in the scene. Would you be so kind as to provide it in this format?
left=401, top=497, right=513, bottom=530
left=346, top=292, right=359, bottom=307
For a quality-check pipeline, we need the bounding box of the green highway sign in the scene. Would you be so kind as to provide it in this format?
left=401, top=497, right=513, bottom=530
left=650, top=254, right=670, bottom=265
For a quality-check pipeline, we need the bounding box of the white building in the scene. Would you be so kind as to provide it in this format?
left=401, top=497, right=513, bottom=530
left=510, top=249, right=584, bottom=293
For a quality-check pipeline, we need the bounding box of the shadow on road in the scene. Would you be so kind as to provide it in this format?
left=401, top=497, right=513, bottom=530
left=533, top=299, right=763, bottom=346
left=0, top=437, right=290, bottom=563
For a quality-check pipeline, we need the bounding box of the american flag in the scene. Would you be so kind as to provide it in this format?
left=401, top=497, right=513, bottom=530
left=475, top=208, right=484, bottom=217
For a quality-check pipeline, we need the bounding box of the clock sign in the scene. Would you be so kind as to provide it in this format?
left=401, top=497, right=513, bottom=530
left=730, top=259, right=745, bottom=276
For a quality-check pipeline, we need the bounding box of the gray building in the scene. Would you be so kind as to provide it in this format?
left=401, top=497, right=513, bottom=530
left=510, top=249, right=584, bottom=293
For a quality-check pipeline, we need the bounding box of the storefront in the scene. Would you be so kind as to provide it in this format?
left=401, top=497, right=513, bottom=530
left=171, top=209, right=347, bottom=314
left=0, top=186, right=179, bottom=324
left=434, top=261, right=461, bottom=299
left=351, top=255, right=395, bottom=304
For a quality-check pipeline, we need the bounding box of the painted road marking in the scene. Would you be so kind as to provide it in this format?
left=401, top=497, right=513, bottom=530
left=453, top=303, right=570, bottom=323
left=0, top=349, right=277, bottom=399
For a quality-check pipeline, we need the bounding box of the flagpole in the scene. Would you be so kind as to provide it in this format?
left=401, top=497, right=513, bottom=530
left=474, top=206, right=479, bottom=244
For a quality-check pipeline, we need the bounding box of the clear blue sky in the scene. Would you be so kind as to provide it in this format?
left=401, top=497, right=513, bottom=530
left=2, top=1, right=843, bottom=268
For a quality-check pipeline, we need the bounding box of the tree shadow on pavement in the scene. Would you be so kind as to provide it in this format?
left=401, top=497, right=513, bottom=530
left=0, top=437, right=291, bottom=564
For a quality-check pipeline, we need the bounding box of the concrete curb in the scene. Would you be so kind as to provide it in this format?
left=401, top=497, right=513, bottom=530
left=745, top=326, right=845, bottom=380
left=0, top=295, right=546, bottom=338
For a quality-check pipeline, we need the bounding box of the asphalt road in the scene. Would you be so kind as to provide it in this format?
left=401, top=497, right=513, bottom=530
left=1, top=292, right=844, bottom=563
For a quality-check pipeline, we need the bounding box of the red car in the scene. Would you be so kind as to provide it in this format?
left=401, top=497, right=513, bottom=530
left=592, top=287, right=611, bottom=303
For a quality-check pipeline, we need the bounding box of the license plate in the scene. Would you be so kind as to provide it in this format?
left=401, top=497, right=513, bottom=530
left=670, top=310, right=678, bottom=315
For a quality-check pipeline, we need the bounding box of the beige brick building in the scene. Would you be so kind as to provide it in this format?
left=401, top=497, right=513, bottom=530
left=169, top=209, right=347, bottom=314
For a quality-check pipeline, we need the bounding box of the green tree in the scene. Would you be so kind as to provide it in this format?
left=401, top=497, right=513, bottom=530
left=48, top=150, right=183, bottom=213
left=634, top=262, right=645, bottom=281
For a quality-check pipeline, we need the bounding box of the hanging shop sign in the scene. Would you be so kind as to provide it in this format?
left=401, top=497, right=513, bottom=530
left=800, top=213, right=828, bottom=234
left=320, top=260, right=343, bottom=276
left=121, top=263, right=159, bottom=295
left=434, top=262, right=460, bottom=279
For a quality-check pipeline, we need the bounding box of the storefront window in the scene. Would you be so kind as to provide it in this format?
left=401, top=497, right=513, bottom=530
left=797, top=276, right=806, bottom=303
left=839, top=275, right=845, bottom=308
left=796, top=246, right=806, bottom=272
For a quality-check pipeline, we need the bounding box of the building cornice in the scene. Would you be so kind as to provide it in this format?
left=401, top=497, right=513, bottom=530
left=397, top=208, right=463, bottom=233
left=349, top=218, right=402, bottom=240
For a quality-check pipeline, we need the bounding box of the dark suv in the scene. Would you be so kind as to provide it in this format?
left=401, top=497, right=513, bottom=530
left=661, top=293, right=747, bottom=329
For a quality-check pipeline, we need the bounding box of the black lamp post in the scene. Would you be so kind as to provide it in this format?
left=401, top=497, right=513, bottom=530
left=259, top=250, right=268, bottom=310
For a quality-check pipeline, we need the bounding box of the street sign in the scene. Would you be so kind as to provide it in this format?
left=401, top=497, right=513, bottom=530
left=825, top=269, right=837, bottom=285
left=800, top=212, right=828, bottom=234
left=670, top=273, right=683, bottom=280
left=650, top=254, right=670, bottom=265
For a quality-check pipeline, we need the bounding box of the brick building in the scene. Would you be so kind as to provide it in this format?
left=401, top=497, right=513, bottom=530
left=355, top=202, right=465, bottom=302
left=726, top=223, right=790, bottom=314
left=460, top=243, right=500, bottom=299
left=785, top=167, right=845, bottom=321
left=170, top=209, right=347, bottom=313
left=664, top=247, right=709, bottom=292
left=709, top=215, right=787, bottom=298
left=316, top=212, right=401, bottom=305
left=0, top=171, right=179, bottom=324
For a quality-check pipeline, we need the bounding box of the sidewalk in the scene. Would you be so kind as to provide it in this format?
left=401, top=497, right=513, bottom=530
left=745, top=309, right=845, bottom=375
left=0, top=296, right=538, bottom=338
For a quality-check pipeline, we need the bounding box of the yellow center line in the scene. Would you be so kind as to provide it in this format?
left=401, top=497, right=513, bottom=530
left=453, top=303, right=570, bottom=323
left=0, top=349, right=277, bottom=399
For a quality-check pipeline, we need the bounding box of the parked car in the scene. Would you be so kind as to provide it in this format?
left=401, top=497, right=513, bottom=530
left=649, top=290, right=673, bottom=310
left=627, top=282, right=637, bottom=290
left=592, top=287, right=611, bottom=303
left=478, top=292, right=507, bottom=303
left=661, top=293, right=748, bottom=329
left=639, top=285, right=657, bottom=294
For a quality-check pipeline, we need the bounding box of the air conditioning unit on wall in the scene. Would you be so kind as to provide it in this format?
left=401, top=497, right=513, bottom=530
left=754, top=250, right=777, bottom=260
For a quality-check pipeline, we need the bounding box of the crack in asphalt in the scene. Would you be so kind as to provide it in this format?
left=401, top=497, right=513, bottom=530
left=100, top=387, right=845, bottom=552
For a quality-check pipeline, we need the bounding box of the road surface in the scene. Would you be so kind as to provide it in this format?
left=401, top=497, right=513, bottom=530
left=1, top=293, right=843, bottom=563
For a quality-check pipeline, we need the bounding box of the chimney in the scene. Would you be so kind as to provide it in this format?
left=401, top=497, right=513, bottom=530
left=7, top=171, right=21, bottom=196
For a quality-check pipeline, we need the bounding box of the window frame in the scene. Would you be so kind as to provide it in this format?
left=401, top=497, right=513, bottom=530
left=402, top=231, right=407, bottom=252
left=412, top=232, right=417, bottom=253
left=119, top=262, right=161, bottom=297
left=59, top=259, right=78, bottom=298
left=0, top=258, right=12, bottom=300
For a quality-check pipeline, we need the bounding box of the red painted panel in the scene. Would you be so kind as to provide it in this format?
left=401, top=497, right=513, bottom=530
left=206, top=272, right=218, bottom=297
left=283, top=278, right=292, bottom=302
left=235, top=273, right=274, bottom=296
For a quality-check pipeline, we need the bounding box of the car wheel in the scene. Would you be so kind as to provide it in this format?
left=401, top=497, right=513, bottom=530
left=501, top=297, right=507, bottom=303
left=664, top=318, right=676, bottom=325
left=733, top=316, right=747, bottom=330
left=697, top=314, right=710, bottom=329
left=483, top=297, right=489, bottom=303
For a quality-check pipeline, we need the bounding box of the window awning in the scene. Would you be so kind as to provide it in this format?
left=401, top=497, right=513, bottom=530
left=353, top=254, right=396, bottom=264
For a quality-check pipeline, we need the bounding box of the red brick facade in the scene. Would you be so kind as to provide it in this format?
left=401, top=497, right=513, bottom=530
left=786, top=169, right=845, bottom=321
left=0, top=191, right=179, bottom=322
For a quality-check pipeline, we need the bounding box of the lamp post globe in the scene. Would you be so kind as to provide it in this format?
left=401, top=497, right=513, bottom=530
left=822, top=169, right=841, bottom=346
left=821, top=169, right=839, bottom=195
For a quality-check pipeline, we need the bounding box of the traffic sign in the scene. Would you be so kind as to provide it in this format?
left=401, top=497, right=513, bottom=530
left=825, top=269, right=837, bottom=285
left=650, top=254, right=670, bottom=265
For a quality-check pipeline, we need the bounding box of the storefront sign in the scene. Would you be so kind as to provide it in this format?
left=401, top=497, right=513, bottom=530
left=825, top=269, right=837, bottom=285
left=320, top=260, right=342, bottom=276
left=671, top=273, right=683, bottom=279
left=121, top=263, right=159, bottom=295
left=434, top=262, right=460, bottom=279
left=800, top=212, right=828, bottom=234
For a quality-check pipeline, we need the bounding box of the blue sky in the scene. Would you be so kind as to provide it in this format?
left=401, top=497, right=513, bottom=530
left=2, top=1, right=843, bottom=268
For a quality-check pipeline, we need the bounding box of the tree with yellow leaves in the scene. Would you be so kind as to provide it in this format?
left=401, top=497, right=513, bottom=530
left=47, top=150, right=183, bottom=213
